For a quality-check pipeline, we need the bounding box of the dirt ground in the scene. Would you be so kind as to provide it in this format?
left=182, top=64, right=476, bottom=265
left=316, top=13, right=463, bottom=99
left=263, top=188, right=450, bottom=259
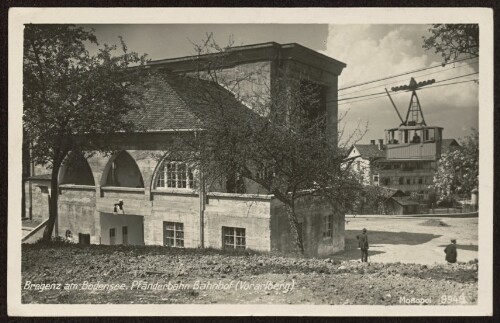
left=340, top=215, right=478, bottom=265
left=22, top=217, right=478, bottom=305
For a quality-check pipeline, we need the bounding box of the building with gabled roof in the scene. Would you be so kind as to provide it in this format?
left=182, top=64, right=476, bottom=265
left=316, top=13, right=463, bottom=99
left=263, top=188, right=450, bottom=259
left=23, top=42, right=348, bottom=256
left=440, top=139, right=461, bottom=154
left=347, top=136, right=461, bottom=203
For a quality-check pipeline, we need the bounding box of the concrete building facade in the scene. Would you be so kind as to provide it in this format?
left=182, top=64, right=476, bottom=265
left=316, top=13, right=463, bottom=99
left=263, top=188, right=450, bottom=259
left=24, top=42, right=347, bottom=257
left=348, top=137, right=460, bottom=201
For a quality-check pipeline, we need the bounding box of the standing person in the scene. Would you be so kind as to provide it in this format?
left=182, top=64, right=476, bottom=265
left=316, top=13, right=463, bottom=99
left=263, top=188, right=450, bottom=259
left=357, top=228, right=369, bottom=262
left=444, top=239, right=458, bottom=263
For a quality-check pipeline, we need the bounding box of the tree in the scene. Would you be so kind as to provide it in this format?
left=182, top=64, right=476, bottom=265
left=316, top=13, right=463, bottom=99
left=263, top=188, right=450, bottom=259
left=23, top=24, right=149, bottom=241
left=423, top=24, right=479, bottom=63
left=167, top=35, right=363, bottom=253
left=432, top=129, right=479, bottom=199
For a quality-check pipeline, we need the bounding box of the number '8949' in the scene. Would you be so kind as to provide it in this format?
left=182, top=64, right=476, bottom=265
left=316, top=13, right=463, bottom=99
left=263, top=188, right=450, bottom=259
left=440, top=294, right=467, bottom=304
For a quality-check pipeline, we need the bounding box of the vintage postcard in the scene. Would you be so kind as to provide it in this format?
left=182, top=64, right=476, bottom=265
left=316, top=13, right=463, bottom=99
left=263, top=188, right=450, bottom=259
left=7, top=7, right=493, bottom=316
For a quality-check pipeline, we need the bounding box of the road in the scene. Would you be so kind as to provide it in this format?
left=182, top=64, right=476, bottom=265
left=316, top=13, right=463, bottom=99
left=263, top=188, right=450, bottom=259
left=340, top=215, right=478, bottom=265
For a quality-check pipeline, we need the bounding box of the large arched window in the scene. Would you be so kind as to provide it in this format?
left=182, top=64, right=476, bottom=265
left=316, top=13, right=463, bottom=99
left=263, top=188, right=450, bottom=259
left=155, top=161, right=196, bottom=189
left=105, top=151, right=144, bottom=188
left=59, top=152, right=95, bottom=186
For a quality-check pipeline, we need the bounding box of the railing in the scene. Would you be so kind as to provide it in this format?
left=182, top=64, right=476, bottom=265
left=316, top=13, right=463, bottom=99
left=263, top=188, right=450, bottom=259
left=427, top=205, right=478, bottom=214
left=22, top=218, right=50, bottom=243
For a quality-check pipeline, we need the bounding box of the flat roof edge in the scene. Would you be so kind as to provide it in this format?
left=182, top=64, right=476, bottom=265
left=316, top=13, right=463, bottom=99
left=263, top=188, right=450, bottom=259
left=147, top=42, right=346, bottom=70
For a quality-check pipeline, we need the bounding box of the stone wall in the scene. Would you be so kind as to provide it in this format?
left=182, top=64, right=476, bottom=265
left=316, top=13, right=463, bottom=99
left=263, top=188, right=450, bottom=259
left=204, top=193, right=272, bottom=251
left=32, top=137, right=346, bottom=256
left=58, top=186, right=97, bottom=242
left=281, top=59, right=339, bottom=147
left=270, top=196, right=345, bottom=257
left=24, top=182, right=50, bottom=222
left=57, top=184, right=275, bottom=252
left=148, top=191, right=201, bottom=248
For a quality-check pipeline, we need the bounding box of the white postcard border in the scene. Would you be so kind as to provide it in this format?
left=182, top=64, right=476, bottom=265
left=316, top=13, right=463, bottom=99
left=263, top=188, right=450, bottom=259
left=7, top=7, right=494, bottom=316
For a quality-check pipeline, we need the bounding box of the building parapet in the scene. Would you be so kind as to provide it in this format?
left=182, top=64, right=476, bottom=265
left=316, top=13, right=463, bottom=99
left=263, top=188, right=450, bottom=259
left=152, top=188, right=198, bottom=196
left=207, top=192, right=275, bottom=201
left=59, top=184, right=97, bottom=191
left=100, top=186, right=145, bottom=193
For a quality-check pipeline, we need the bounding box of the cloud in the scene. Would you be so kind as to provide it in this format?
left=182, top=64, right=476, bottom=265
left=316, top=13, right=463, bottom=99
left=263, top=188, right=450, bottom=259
left=320, top=25, right=479, bottom=143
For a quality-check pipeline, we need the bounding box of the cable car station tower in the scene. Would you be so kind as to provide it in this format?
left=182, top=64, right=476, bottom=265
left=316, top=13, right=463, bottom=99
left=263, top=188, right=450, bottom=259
left=384, top=77, right=443, bottom=160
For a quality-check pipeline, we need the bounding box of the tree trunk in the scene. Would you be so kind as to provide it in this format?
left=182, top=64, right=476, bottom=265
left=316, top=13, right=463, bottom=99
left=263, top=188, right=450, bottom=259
left=42, top=164, right=60, bottom=241
left=225, top=171, right=236, bottom=193
left=285, top=202, right=304, bottom=253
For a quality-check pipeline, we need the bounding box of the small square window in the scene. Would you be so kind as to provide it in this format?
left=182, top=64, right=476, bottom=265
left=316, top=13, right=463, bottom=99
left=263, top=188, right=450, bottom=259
left=222, top=227, right=246, bottom=249
left=323, top=214, right=333, bottom=238
left=164, top=221, right=184, bottom=248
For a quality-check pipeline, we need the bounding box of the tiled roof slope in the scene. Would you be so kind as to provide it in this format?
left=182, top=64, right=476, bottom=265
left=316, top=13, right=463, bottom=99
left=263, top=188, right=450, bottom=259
left=365, top=185, right=407, bottom=198
left=125, top=74, right=202, bottom=131
left=125, top=73, right=252, bottom=131
left=392, top=197, right=420, bottom=206
left=379, top=187, right=407, bottom=199
left=441, top=138, right=460, bottom=153
left=354, top=144, right=386, bottom=159
left=168, top=74, right=256, bottom=121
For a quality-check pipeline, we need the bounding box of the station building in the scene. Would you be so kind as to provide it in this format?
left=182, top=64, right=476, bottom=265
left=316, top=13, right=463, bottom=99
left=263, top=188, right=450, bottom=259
left=23, top=42, right=347, bottom=256
left=347, top=77, right=460, bottom=202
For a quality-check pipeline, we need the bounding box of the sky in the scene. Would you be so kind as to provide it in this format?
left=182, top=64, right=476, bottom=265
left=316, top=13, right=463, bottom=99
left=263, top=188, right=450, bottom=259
left=83, top=24, right=479, bottom=143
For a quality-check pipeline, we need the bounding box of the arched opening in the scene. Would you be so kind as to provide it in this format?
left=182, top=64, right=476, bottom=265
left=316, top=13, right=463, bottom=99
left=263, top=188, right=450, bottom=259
left=59, top=152, right=95, bottom=186
left=104, top=151, right=144, bottom=188
left=153, top=157, right=197, bottom=190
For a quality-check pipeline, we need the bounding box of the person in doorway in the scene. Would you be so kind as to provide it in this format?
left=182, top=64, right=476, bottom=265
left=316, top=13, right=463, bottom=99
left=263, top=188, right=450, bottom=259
left=356, top=228, right=369, bottom=262
left=444, top=239, right=457, bottom=263
left=412, top=132, right=421, bottom=143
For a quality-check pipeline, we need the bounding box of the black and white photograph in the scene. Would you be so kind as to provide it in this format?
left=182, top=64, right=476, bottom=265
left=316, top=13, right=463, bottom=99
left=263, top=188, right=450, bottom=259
left=7, top=7, right=493, bottom=317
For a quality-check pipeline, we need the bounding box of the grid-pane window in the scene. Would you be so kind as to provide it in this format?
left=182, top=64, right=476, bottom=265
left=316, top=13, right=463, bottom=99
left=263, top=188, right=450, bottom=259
left=179, top=163, right=187, bottom=188
left=222, top=227, right=246, bottom=249
left=164, top=222, right=184, bottom=247
left=156, top=161, right=195, bottom=189
left=323, top=214, right=333, bottom=238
